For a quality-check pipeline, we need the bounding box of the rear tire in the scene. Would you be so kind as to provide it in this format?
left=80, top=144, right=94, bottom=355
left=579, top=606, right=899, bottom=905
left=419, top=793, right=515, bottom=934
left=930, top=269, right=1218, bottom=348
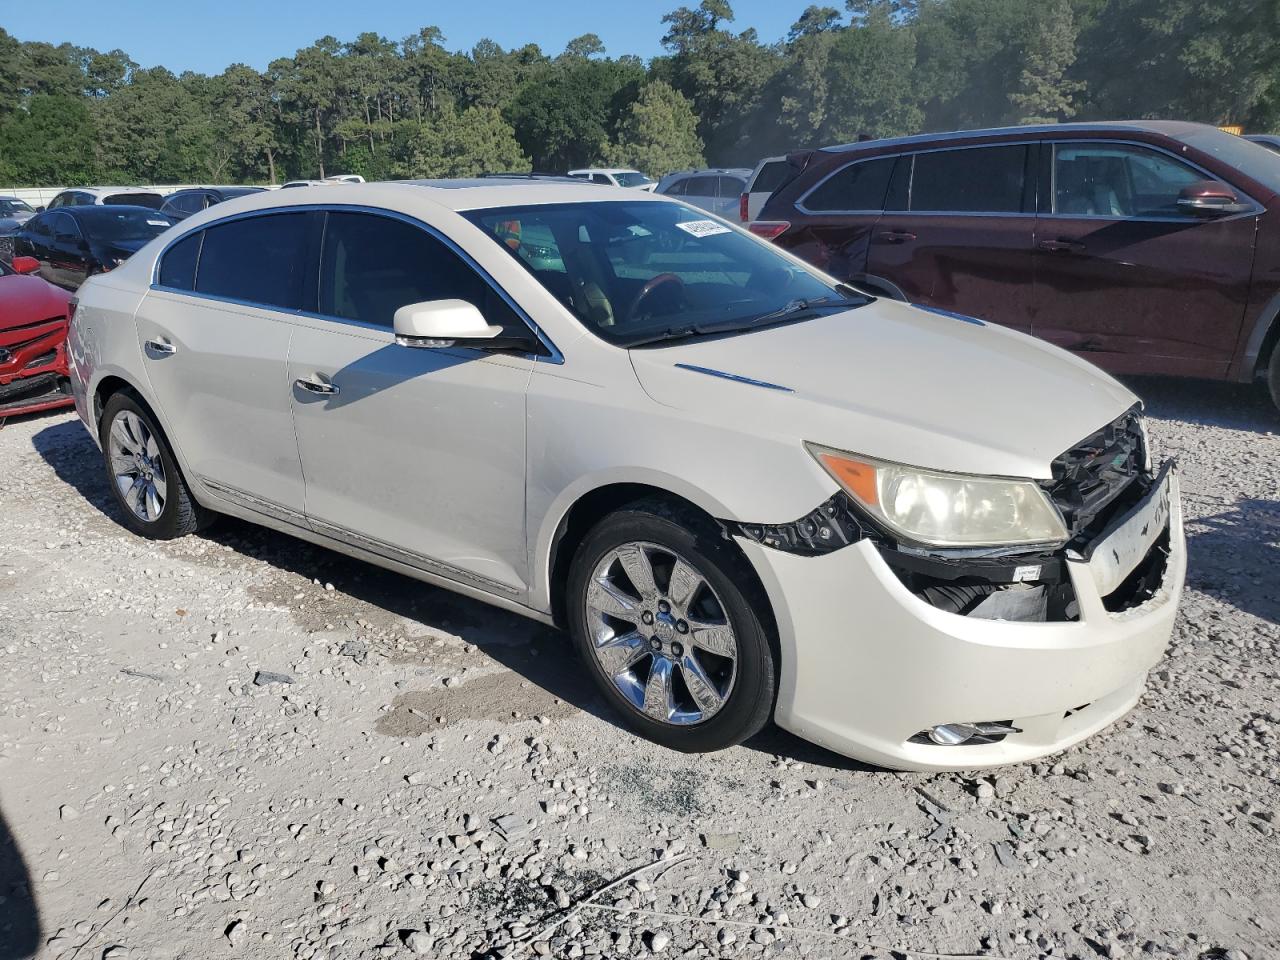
left=566, top=499, right=775, bottom=753
left=99, top=392, right=209, bottom=539
left=1267, top=344, right=1280, bottom=414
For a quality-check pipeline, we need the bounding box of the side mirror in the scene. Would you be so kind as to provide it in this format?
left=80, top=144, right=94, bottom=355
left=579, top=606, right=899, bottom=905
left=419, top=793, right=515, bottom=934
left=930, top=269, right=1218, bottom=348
left=35, top=205, right=45, bottom=213
left=393, top=299, right=528, bottom=350
left=10, top=256, right=40, bottom=274
left=1177, top=180, right=1250, bottom=216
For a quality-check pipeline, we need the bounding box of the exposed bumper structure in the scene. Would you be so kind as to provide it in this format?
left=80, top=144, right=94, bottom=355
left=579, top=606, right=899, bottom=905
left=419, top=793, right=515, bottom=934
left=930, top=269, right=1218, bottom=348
left=740, top=475, right=1185, bottom=771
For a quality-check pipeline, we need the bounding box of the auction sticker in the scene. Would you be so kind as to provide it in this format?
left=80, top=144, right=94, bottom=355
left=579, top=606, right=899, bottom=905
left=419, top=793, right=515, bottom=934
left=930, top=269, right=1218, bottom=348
left=675, top=219, right=731, bottom=238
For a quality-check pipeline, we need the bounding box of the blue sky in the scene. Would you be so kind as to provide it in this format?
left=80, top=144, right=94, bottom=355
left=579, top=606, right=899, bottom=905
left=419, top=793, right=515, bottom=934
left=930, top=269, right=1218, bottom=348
left=3, top=0, right=816, bottom=75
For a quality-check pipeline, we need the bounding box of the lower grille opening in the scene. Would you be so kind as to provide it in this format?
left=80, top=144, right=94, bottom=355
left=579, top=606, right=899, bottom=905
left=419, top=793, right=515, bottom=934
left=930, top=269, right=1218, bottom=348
left=905, top=571, right=1078, bottom=622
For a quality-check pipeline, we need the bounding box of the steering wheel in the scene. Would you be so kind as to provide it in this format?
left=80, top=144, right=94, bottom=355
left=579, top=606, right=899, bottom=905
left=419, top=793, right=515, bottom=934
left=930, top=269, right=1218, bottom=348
left=627, top=273, right=685, bottom=323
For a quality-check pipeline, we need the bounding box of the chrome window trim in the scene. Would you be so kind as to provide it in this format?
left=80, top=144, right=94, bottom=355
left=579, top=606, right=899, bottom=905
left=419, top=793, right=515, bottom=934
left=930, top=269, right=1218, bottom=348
left=798, top=141, right=1033, bottom=216
left=149, top=203, right=564, bottom=365
left=1041, top=138, right=1264, bottom=222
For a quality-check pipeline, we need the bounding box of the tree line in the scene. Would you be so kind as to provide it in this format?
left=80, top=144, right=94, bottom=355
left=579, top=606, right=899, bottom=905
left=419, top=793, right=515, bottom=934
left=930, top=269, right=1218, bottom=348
left=0, top=0, right=1275, bottom=188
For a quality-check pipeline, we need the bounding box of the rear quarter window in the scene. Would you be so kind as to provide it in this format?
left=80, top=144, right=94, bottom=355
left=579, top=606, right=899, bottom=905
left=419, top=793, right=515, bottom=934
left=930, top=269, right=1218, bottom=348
left=157, top=232, right=201, bottom=290
left=803, top=156, right=896, bottom=212
left=750, top=160, right=791, bottom=194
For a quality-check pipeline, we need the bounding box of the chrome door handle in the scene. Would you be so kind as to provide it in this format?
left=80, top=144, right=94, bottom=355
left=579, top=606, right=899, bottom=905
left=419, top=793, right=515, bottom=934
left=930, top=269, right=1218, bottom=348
left=294, top=377, right=339, bottom=396
left=144, top=339, right=176, bottom=355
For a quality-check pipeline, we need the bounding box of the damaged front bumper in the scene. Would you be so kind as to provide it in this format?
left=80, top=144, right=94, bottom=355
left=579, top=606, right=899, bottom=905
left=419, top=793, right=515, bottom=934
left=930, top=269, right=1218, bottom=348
left=735, top=469, right=1185, bottom=771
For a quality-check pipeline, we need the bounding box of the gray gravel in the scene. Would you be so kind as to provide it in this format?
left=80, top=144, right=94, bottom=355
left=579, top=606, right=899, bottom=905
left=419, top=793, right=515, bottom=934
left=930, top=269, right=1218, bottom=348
left=0, top=375, right=1277, bottom=960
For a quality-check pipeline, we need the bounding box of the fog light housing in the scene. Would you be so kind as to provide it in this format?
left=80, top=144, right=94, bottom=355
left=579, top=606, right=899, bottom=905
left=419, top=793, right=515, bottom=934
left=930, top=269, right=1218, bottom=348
left=913, top=721, right=1022, bottom=746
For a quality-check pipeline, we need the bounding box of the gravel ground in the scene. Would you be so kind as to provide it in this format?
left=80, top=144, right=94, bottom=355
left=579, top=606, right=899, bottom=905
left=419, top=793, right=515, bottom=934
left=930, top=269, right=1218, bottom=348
left=0, top=376, right=1277, bottom=960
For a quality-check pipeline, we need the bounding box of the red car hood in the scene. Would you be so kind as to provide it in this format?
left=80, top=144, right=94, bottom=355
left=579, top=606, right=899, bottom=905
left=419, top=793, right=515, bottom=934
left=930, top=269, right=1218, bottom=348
left=0, top=274, right=72, bottom=333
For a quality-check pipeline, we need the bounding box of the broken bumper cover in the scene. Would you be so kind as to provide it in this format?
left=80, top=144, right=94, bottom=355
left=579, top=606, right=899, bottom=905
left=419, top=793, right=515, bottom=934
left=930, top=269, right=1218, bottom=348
left=739, top=474, right=1185, bottom=771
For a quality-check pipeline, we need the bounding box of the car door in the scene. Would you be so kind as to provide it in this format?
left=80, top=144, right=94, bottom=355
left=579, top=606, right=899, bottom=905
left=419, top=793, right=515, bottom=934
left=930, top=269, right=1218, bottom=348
left=680, top=176, right=720, bottom=215
left=715, top=175, right=746, bottom=219
left=1032, top=140, right=1258, bottom=378
left=782, top=154, right=898, bottom=286
left=287, top=209, right=534, bottom=595
left=48, top=212, right=90, bottom=289
left=19, top=214, right=56, bottom=282
left=134, top=212, right=314, bottom=521
left=866, top=143, right=1038, bottom=332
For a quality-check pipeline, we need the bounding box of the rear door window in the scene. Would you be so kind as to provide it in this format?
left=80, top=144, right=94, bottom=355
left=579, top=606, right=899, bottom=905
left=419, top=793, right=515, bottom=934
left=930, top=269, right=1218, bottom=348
left=318, top=211, right=516, bottom=330
left=803, top=156, right=896, bottom=212
left=910, top=145, right=1030, bottom=213
left=195, top=212, right=310, bottom=310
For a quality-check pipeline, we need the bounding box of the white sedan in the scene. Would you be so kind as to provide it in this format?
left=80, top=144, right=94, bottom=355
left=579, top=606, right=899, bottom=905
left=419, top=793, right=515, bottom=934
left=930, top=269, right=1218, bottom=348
left=66, top=181, right=1185, bottom=770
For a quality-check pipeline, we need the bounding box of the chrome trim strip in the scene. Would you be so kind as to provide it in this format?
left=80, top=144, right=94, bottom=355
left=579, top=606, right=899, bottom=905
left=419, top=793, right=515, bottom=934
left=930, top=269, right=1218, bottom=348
left=199, top=473, right=522, bottom=598
left=198, top=476, right=307, bottom=526
left=306, top=517, right=521, bottom=597
left=674, top=363, right=794, bottom=392
left=148, top=203, right=564, bottom=365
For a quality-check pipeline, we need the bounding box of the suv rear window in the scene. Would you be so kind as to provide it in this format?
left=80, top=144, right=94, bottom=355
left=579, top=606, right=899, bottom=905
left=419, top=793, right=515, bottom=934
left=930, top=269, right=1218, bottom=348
left=803, top=156, right=895, bottom=212
left=910, top=145, right=1029, bottom=214
left=750, top=160, right=791, bottom=194
left=104, top=192, right=165, bottom=209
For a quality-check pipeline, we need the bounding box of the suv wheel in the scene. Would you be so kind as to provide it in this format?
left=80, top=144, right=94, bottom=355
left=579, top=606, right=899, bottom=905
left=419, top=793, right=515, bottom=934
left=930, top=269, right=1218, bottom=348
left=567, top=501, right=775, bottom=752
left=100, top=392, right=208, bottom=539
left=1267, top=344, right=1280, bottom=414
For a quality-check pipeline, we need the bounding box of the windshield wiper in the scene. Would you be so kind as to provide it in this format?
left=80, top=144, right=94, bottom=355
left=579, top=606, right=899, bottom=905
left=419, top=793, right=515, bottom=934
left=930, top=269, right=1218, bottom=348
left=755, top=293, right=868, bottom=324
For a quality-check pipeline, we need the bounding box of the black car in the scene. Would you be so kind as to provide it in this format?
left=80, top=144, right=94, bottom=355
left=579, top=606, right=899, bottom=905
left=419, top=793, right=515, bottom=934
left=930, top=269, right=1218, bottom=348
left=159, top=186, right=266, bottom=221
left=15, top=206, right=176, bottom=291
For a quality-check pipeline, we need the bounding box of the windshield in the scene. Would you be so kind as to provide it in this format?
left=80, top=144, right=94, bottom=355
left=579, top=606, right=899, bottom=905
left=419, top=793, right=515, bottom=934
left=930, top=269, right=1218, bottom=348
left=614, top=172, right=654, bottom=187
left=0, top=199, right=34, bottom=217
left=81, top=209, right=175, bottom=242
left=464, top=200, right=858, bottom=346
left=1173, top=127, right=1280, bottom=195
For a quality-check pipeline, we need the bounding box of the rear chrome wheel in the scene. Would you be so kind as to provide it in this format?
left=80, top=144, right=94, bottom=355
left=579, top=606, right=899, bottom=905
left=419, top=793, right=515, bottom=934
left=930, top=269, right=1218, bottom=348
left=107, top=409, right=168, bottom=522
left=585, top=541, right=737, bottom=726
left=98, top=391, right=209, bottom=540
left=568, top=501, right=776, bottom=753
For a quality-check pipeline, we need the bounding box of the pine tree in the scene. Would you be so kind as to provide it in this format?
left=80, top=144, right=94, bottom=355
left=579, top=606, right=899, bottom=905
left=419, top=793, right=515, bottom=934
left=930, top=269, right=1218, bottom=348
left=1010, top=0, right=1085, bottom=124
left=606, top=81, right=705, bottom=176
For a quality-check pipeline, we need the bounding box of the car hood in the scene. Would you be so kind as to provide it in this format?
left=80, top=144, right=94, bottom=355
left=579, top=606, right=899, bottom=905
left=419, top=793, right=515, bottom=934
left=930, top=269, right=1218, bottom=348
left=627, top=299, right=1138, bottom=480
left=0, top=275, right=72, bottom=333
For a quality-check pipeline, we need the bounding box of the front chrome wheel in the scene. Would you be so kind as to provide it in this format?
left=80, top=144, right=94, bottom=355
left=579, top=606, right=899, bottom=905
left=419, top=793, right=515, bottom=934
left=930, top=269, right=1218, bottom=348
left=107, top=409, right=168, bottom=522
left=584, top=541, right=737, bottom=726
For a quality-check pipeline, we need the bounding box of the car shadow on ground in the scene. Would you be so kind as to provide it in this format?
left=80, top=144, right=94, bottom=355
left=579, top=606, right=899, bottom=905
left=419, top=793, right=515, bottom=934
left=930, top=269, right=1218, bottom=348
left=1184, top=498, right=1280, bottom=626
left=31, top=417, right=881, bottom=771
left=0, top=805, right=39, bottom=960
left=1122, top=374, right=1278, bottom=431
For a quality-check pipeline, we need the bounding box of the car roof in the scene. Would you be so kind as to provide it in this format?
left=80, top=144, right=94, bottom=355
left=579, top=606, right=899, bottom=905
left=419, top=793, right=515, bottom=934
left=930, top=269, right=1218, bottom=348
left=821, top=119, right=1218, bottom=154
left=664, top=168, right=752, bottom=177
left=568, top=168, right=641, bottom=175
left=62, top=186, right=163, bottom=196
left=59, top=204, right=172, bottom=219
left=166, top=180, right=671, bottom=223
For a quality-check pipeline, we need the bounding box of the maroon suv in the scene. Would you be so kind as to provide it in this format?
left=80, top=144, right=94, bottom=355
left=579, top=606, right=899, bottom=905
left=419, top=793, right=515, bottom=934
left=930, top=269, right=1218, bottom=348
left=755, top=121, right=1280, bottom=408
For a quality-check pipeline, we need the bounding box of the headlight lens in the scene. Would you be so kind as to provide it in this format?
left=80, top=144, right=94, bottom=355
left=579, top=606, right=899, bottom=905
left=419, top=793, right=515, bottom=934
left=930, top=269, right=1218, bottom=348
left=807, top=444, right=1069, bottom=548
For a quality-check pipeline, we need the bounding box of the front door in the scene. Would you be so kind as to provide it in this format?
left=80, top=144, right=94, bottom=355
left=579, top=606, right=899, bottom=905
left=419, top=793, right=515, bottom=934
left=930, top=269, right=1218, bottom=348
left=1032, top=140, right=1258, bottom=378
left=288, top=210, right=532, bottom=596
left=866, top=143, right=1038, bottom=332
left=134, top=212, right=315, bottom=521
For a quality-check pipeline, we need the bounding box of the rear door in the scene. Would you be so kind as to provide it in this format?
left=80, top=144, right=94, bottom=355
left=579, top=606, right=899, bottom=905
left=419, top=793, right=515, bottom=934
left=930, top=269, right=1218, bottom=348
left=714, top=175, right=746, bottom=219
left=135, top=212, right=314, bottom=519
left=866, top=143, right=1038, bottom=331
left=1031, top=139, right=1258, bottom=377
left=780, top=154, right=897, bottom=287
left=48, top=212, right=90, bottom=289
left=680, top=176, right=720, bottom=214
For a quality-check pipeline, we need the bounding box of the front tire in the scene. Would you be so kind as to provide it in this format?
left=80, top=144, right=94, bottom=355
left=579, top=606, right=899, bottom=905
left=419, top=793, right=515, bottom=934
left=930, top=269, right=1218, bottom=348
left=567, top=500, right=776, bottom=753
left=99, top=392, right=207, bottom=539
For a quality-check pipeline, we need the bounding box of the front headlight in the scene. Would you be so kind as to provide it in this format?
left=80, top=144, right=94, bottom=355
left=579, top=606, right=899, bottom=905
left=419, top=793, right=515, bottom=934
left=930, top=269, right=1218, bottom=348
left=807, top=444, right=1068, bottom=548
